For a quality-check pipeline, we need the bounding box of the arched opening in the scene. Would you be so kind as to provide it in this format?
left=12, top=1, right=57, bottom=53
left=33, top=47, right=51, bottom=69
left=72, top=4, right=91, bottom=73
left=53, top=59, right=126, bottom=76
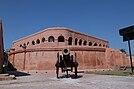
left=75, top=38, right=78, bottom=45
left=42, top=37, right=45, bottom=42
left=83, top=40, right=87, bottom=46
left=20, top=44, right=22, bottom=47
left=48, top=36, right=54, bottom=42
left=58, top=36, right=65, bottom=42
left=79, top=39, right=82, bottom=46
left=36, top=39, right=40, bottom=44
left=94, top=43, right=98, bottom=46
left=106, top=45, right=108, bottom=48
left=99, top=44, right=101, bottom=46
left=89, top=42, right=92, bottom=46
left=27, top=42, right=29, bottom=46
left=68, top=37, right=72, bottom=45
left=32, top=41, right=35, bottom=45
left=23, top=43, right=26, bottom=46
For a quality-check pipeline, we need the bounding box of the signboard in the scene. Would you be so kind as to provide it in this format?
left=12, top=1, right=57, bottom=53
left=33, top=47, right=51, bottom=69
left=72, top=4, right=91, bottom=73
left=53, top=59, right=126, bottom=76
left=119, top=25, right=134, bottom=74
left=123, top=32, right=134, bottom=41
left=119, top=26, right=134, bottom=41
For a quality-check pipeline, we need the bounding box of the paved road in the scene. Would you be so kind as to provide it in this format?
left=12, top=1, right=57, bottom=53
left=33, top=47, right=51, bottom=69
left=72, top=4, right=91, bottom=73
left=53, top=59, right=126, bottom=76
left=0, top=71, right=134, bottom=89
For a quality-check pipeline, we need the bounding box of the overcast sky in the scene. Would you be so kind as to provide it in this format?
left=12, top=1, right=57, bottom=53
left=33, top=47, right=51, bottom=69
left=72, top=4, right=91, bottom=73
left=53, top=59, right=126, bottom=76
left=0, top=0, right=134, bottom=54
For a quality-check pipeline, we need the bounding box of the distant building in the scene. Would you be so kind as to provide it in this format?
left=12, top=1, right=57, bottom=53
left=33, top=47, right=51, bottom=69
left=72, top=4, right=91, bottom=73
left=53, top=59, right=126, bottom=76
left=8, top=27, right=129, bottom=71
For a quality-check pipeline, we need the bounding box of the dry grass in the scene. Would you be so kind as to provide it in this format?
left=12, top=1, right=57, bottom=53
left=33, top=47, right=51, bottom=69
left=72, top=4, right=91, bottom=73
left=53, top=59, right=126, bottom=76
left=84, top=70, right=134, bottom=76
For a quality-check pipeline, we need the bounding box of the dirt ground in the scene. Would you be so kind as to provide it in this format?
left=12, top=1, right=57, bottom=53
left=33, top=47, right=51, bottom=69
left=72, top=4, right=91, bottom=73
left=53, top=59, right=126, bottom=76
left=0, top=70, right=134, bottom=89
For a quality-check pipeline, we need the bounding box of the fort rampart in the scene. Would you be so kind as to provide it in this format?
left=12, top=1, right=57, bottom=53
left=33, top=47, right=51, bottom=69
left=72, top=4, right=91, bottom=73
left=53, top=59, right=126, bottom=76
left=8, top=28, right=129, bottom=71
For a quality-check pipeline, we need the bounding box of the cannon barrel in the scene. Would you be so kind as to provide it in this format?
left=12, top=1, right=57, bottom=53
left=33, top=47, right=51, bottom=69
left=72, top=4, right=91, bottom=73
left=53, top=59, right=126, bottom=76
left=62, top=48, right=70, bottom=56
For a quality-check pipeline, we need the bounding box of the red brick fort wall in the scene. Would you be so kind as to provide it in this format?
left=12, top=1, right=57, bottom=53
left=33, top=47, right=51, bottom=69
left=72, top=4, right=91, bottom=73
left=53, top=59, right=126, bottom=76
left=8, top=28, right=129, bottom=71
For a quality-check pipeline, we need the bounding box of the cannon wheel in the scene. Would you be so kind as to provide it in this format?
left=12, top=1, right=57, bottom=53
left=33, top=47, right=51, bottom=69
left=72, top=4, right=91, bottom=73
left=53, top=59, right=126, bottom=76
left=56, top=67, right=59, bottom=78
left=56, top=52, right=60, bottom=78
left=66, top=68, right=69, bottom=78
left=75, top=66, right=77, bottom=78
left=60, top=55, right=64, bottom=73
left=71, top=55, right=73, bottom=72
left=74, top=52, right=78, bottom=78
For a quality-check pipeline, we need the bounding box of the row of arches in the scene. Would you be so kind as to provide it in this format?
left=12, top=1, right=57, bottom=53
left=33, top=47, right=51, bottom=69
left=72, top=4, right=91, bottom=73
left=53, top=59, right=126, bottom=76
left=19, top=35, right=108, bottom=48
left=19, top=36, right=65, bottom=47
left=68, top=37, right=108, bottom=47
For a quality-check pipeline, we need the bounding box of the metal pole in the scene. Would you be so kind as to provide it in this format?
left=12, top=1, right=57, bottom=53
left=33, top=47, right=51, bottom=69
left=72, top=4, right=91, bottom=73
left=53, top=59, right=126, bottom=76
left=128, top=40, right=133, bottom=74
left=0, top=18, right=4, bottom=73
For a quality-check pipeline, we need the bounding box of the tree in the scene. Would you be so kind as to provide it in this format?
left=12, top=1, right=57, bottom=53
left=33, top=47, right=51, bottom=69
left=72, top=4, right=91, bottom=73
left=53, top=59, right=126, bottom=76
left=119, top=49, right=127, bottom=54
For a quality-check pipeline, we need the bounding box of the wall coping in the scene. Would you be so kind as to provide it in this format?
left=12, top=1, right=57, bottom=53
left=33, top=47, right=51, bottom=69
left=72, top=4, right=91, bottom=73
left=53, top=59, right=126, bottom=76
left=9, top=46, right=106, bottom=54
left=13, top=27, right=108, bottom=43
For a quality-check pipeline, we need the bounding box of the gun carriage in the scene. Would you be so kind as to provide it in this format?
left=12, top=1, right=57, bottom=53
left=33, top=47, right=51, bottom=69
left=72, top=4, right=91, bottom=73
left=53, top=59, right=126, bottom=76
left=55, top=48, right=78, bottom=78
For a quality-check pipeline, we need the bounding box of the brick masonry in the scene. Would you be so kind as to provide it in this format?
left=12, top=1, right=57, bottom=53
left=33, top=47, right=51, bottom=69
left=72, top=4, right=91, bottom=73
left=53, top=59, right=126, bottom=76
left=8, top=27, right=129, bottom=71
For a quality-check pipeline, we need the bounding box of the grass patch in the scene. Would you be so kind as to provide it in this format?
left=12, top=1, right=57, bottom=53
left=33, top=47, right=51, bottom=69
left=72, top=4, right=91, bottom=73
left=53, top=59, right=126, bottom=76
left=84, top=70, right=133, bottom=76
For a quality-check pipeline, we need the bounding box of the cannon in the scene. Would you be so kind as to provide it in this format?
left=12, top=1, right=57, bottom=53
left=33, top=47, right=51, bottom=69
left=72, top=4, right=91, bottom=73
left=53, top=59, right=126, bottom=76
left=55, top=48, right=78, bottom=78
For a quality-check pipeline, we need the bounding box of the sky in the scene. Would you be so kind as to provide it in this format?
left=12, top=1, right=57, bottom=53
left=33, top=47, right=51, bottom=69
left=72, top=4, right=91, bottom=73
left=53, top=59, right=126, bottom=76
left=0, top=0, right=134, bottom=54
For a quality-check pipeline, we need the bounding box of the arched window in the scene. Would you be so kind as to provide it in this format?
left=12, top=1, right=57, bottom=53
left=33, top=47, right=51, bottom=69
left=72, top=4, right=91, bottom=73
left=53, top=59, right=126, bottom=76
left=83, top=41, right=87, bottom=46
left=32, top=41, right=35, bottom=45
left=36, top=39, right=40, bottom=44
left=27, top=42, right=29, bottom=46
left=94, top=43, right=98, bottom=46
left=42, top=37, right=45, bottom=42
left=68, top=37, right=72, bottom=45
left=79, top=39, right=82, bottom=45
left=75, top=38, right=78, bottom=45
left=23, top=43, right=26, bottom=46
left=89, top=42, right=92, bottom=46
left=58, top=36, right=65, bottom=42
left=20, top=44, right=22, bottom=47
left=99, top=44, right=101, bottom=46
left=48, top=36, right=54, bottom=42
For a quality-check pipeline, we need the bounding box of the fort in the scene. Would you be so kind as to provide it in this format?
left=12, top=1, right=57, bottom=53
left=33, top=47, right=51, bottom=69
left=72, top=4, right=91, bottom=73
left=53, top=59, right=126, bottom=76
left=8, top=27, right=129, bottom=71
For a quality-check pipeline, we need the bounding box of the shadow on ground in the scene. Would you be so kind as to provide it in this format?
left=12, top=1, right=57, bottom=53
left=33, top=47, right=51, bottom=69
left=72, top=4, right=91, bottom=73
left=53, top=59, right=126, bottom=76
left=3, top=61, right=31, bottom=77
left=58, top=74, right=83, bottom=79
left=6, top=71, right=30, bottom=77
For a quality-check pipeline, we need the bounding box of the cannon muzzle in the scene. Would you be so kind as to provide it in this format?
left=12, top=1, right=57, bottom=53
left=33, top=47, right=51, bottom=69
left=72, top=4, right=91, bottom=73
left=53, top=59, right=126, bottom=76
left=62, top=48, right=70, bottom=56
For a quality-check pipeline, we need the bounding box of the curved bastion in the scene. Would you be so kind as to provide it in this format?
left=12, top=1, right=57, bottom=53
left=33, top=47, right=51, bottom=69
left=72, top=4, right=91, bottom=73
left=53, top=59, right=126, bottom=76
left=7, top=27, right=129, bottom=71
